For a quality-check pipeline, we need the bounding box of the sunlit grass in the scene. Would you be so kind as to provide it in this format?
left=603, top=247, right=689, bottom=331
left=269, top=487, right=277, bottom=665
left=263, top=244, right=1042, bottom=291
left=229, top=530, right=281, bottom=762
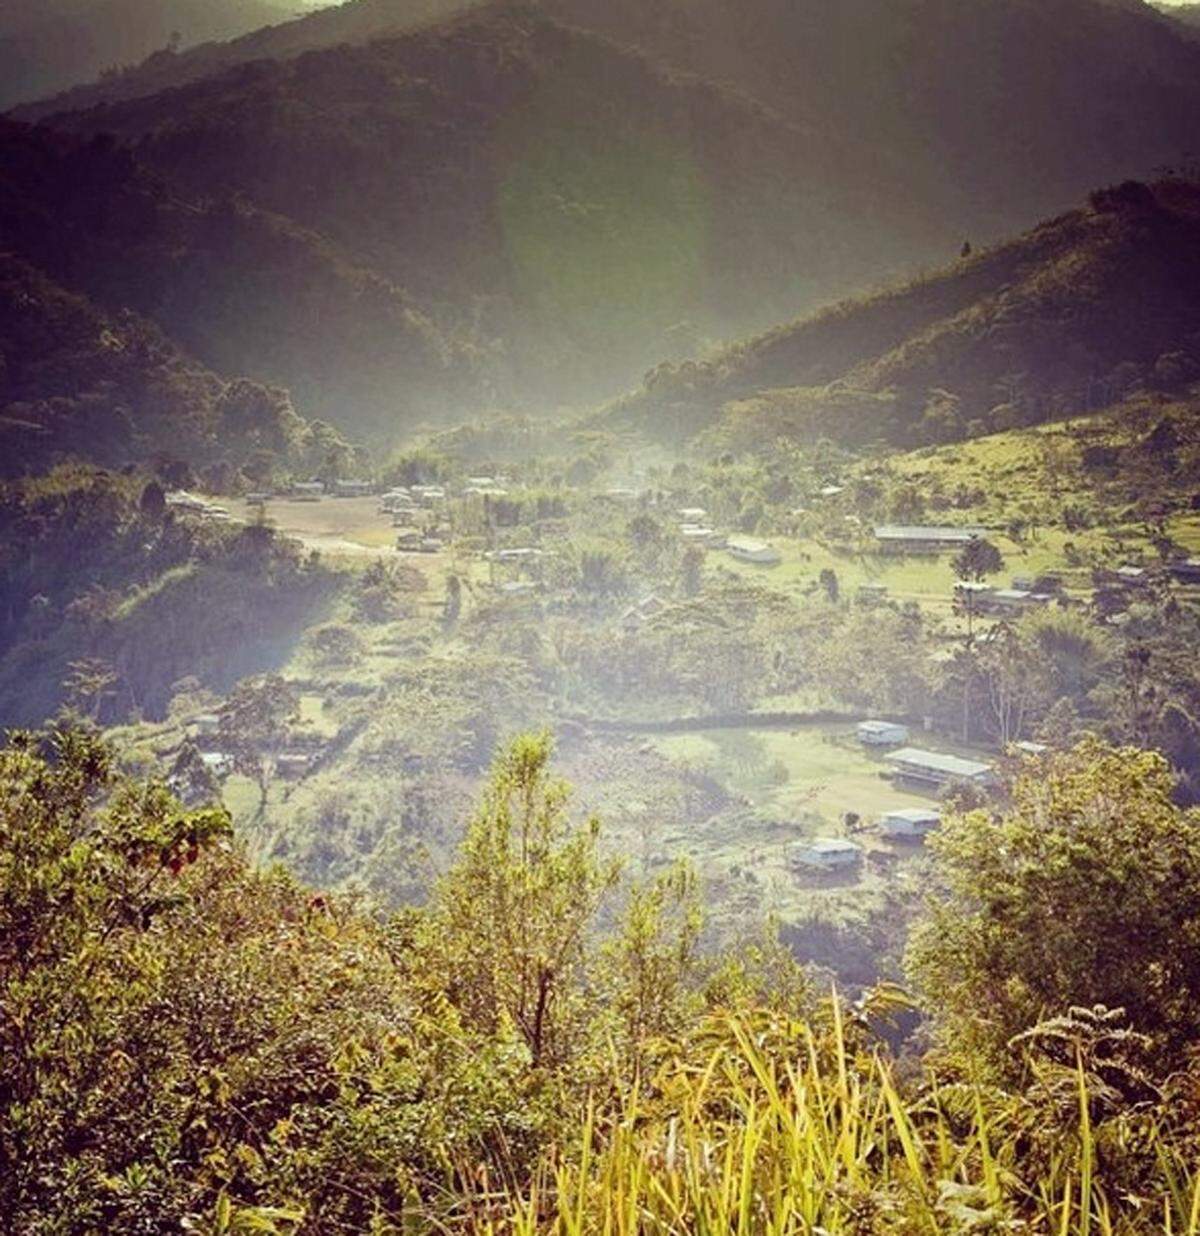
left=479, top=1012, right=1200, bottom=1235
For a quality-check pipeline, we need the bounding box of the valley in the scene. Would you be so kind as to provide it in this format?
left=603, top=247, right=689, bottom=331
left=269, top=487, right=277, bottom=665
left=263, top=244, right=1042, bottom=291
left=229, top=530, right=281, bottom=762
left=5, top=2, right=1200, bottom=1228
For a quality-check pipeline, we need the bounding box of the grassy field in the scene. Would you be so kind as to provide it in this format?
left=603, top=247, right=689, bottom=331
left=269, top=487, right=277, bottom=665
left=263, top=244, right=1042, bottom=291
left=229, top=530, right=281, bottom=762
left=630, top=723, right=982, bottom=927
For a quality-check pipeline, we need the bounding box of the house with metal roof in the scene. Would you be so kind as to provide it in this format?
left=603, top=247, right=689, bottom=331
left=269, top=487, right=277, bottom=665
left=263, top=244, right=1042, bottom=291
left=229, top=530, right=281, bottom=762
left=874, top=525, right=988, bottom=555
left=879, top=807, right=941, bottom=840
left=857, top=719, right=910, bottom=746
left=726, top=536, right=782, bottom=565
left=789, top=837, right=863, bottom=871
left=884, top=747, right=993, bottom=790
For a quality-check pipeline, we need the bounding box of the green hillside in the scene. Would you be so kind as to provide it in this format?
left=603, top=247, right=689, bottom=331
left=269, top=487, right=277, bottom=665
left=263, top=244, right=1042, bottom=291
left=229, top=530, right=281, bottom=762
left=608, top=178, right=1200, bottom=447
left=31, top=7, right=935, bottom=412
left=24, top=0, right=1200, bottom=421
left=11, top=0, right=479, bottom=118
left=0, top=118, right=473, bottom=437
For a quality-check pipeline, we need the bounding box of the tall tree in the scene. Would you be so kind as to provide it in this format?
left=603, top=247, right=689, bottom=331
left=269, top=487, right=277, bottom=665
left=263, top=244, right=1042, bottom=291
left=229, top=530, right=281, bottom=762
left=216, top=674, right=299, bottom=813
left=429, top=733, right=621, bottom=1067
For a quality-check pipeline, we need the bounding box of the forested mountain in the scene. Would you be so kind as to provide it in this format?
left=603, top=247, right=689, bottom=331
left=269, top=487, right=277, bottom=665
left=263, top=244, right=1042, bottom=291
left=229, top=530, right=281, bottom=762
left=607, top=179, right=1200, bottom=448
left=16, top=0, right=1200, bottom=426
left=0, top=119, right=471, bottom=440
left=12, top=0, right=479, bottom=118
left=0, top=253, right=226, bottom=473
left=0, top=0, right=301, bottom=110
left=536, top=0, right=1200, bottom=237
left=26, top=7, right=948, bottom=415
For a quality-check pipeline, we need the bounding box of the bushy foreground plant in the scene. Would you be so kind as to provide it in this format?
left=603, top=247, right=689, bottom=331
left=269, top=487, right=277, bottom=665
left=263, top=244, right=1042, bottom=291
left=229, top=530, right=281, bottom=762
left=3, top=728, right=1200, bottom=1233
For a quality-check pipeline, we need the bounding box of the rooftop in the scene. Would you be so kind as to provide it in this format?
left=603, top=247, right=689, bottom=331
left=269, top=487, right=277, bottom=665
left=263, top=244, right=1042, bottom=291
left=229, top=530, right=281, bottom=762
left=885, top=747, right=993, bottom=778
left=799, top=838, right=862, bottom=855
left=875, top=525, right=987, bottom=542
left=882, top=808, right=941, bottom=824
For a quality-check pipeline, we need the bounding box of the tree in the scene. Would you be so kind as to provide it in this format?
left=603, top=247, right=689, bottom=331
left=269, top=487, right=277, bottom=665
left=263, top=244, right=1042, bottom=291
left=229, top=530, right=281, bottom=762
left=600, top=864, right=703, bottom=1072
left=577, top=547, right=628, bottom=599
left=818, top=567, right=840, bottom=604
left=428, top=733, right=621, bottom=1067
left=952, top=536, right=1003, bottom=583
left=168, top=739, right=220, bottom=805
left=352, top=558, right=426, bottom=623
left=908, top=740, right=1200, bottom=1077
left=975, top=623, right=1045, bottom=745
left=139, top=481, right=165, bottom=518
left=680, top=545, right=704, bottom=597
left=217, top=380, right=304, bottom=458
left=63, top=658, right=118, bottom=721
left=443, top=572, right=463, bottom=628
left=307, top=623, right=364, bottom=667
left=216, top=675, right=299, bottom=812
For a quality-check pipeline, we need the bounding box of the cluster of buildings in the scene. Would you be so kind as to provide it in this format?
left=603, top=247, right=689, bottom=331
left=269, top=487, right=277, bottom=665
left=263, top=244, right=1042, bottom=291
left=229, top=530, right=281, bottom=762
left=172, top=711, right=320, bottom=800
left=673, top=508, right=784, bottom=566
left=787, top=718, right=1004, bottom=873
left=953, top=579, right=1057, bottom=616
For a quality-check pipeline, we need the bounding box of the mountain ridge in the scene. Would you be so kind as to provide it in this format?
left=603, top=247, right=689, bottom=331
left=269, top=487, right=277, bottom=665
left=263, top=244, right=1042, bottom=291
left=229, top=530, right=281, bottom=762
left=604, top=179, right=1200, bottom=449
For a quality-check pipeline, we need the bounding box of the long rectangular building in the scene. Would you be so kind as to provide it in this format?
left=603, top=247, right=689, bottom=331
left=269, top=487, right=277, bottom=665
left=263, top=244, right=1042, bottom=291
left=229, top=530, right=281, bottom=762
left=874, top=525, right=988, bottom=555
left=884, top=747, right=993, bottom=790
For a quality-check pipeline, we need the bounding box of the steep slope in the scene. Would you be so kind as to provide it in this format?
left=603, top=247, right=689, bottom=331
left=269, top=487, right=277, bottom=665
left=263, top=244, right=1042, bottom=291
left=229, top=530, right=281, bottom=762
left=0, top=0, right=300, bottom=110
left=542, top=0, right=1200, bottom=240
left=25, top=0, right=1200, bottom=247
left=606, top=180, right=1200, bottom=448
left=0, top=253, right=225, bottom=474
left=0, top=119, right=470, bottom=437
left=21, top=0, right=1200, bottom=416
left=27, top=7, right=956, bottom=410
left=12, top=0, right=478, bottom=118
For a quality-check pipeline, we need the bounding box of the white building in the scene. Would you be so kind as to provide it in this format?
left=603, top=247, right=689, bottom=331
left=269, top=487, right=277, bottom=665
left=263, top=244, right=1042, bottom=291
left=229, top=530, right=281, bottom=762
left=726, top=536, right=782, bottom=565
left=879, top=807, right=941, bottom=840
left=790, top=837, right=863, bottom=871
left=884, top=747, right=993, bottom=791
left=857, top=720, right=910, bottom=746
left=875, top=525, right=987, bottom=555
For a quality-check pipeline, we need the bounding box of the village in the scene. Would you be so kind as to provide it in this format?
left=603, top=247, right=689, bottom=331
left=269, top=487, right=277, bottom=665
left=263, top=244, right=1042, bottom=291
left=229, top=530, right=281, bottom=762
left=133, top=418, right=1200, bottom=962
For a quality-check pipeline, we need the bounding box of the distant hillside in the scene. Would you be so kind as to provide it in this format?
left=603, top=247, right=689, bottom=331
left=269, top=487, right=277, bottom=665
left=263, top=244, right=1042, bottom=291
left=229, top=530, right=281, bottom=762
left=605, top=180, right=1200, bottom=449
left=18, top=0, right=1200, bottom=420
left=541, top=0, right=1200, bottom=241
left=0, top=250, right=365, bottom=483
left=0, top=119, right=470, bottom=439
left=25, top=0, right=1200, bottom=247
left=12, top=0, right=477, bottom=118
left=0, top=0, right=300, bottom=110
left=1156, top=3, right=1200, bottom=29
left=0, top=253, right=227, bottom=474
left=33, top=7, right=949, bottom=411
